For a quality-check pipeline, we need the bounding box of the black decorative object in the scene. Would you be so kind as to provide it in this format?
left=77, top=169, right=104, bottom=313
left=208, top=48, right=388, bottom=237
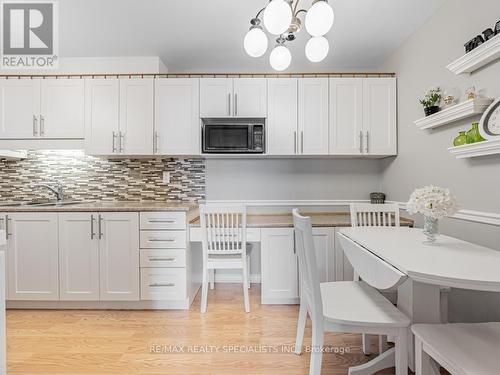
left=370, top=192, right=386, bottom=204
left=424, top=106, right=440, bottom=117
left=465, top=21, right=500, bottom=53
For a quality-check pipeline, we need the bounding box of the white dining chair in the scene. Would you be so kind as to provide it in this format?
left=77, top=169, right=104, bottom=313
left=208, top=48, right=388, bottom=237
left=199, top=204, right=251, bottom=313
left=412, top=323, right=500, bottom=375
left=350, top=203, right=401, bottom=355
left=293, top=209, right=410, bottom=375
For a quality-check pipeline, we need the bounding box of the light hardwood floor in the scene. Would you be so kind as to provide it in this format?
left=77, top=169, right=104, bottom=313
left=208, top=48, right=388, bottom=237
left=7, top=284, right=398, bottom=375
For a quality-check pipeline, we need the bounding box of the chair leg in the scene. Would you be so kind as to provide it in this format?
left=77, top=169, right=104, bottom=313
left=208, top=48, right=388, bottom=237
left=395, top=328, right=408, bottom=375
left=210, top=269, right=215, bottom=290
left=362, top=334, right=371, bottom=355
left=294, top=300, right=308, bottom=355
left=201, top=269, right=209, bottom=313
left=247, top=255, right=251, bottom=289
left=242, top=262, right=250, bottom=313
left=310, top=321, right=324, bottom=375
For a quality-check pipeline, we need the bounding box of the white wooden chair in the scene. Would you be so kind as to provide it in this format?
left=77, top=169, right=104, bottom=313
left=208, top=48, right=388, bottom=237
left=199, top=204, right=251, bottom=313
left=293, top=209, right=410, bottom=375
left=412, top=323, right=500, bottom=375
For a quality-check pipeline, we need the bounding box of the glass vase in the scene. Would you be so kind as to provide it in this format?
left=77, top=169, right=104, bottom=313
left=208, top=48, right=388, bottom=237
left=423, top=216, right=439, bottom=244
left=466, top=123, right=485, bottom=144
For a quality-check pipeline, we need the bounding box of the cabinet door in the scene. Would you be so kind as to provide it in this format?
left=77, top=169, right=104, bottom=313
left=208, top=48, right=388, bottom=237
left=58, top=213, right=99, bottom=301
left=261, top=228, right=299, bottom=304
left=267, top=78, right=298, bottom=155
left=0, top=80, right=40, bottom=139
left=40, top=79, right=85, bottom=139
left=119, top=78, right=154, bottom=155
left=155, top=78, right=200, bottom=155
left=84, top=78, right=120, bottom=155
left=362, top=78, right=397, bottom=156
left=99, top=212, right=139, bottom=301
left=329, top=78, right=363, bottom=155
left=6, top=213, right=59, bottom=300
left=199, top=78, right=233, bottom=117
left=233, top=78, right=267, bottom=117
left=298, top=78, right=329, bottom=155
left=312, top=228, right=335, bottom=282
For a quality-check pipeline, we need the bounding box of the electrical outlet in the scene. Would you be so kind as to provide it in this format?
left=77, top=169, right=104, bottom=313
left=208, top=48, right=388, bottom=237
left=162, top=172, right=170, bottom=184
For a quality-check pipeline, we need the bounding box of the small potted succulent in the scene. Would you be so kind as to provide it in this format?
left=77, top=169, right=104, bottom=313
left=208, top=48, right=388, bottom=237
left=419, top=88, right=442, bottom=116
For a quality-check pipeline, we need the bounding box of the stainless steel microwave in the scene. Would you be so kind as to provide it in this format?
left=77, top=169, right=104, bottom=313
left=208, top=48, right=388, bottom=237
left=202, top=120, right=265, bottom=154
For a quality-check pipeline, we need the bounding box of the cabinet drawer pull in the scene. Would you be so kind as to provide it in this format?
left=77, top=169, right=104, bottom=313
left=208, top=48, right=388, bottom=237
left=33, top=115, right=38, bottom=136
left=148, top=257, right=176, bottom=262
left=147, top=219, right=176, bottom=223
left=98, top=214, right=104, bottom=239
left=148, top=238, right=176, bottom=242
left=365, top=131, right=369, bottom=153
left=5, top=216, right=12, bottom=238
left=40, top=115, right=45, bottom=136
left=112, top=132, right=117, bottom=153
left=359, top=131, right=363, bottom=154
left=90, top=215, right=96, bottom=239
left=149, top=283, right=175, bottom=288
left=119, top=132, right=125, bottom=153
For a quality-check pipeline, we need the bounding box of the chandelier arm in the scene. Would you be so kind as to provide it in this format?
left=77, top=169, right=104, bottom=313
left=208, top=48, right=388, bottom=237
left=255, top=7, right=266, bottom=19
left=292, top=0, right=302, bottom=14
left=294, top=8, right=307, bottom=17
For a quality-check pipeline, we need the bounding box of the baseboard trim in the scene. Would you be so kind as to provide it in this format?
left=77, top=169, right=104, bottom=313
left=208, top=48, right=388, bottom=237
left=390, top=201, right=500, bottom=227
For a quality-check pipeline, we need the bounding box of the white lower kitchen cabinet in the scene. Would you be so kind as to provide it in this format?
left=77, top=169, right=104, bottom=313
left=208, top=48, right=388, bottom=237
left=99, top=212, right=140, bottom=301
left=260, top=227, right=336, bottom=304
left=3, top=213, right=59, bottom=301
left=58, top=213, right=100, bottom=301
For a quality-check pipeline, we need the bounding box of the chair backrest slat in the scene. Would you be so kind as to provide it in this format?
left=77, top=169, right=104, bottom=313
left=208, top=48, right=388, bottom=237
left=350, top=203, right=400, bottom=228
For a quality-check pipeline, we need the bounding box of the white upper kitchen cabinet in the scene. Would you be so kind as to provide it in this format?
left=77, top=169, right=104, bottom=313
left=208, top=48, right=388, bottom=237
left=267, top=78, right=298, bottom=155
left=0, top=79, right=41, bottom=139
left=233, top=78, right=267, bottom=117
left=119, top=78, right=154, bottom=155
left=155, top=78, right=200, bottom=155
left=362, top=78, right=397, bottom=156
left=200, top=78, right=267, bottom=118
left=40, top=79, right=85, bottom=139
left=99, top=212, right=140, bottom=301
left=329, top=78, right=363, bottom=155
left=200, top=78, right=233, bottom=117
left=261, top=228, right=299, bottom=304
left=298, top=78, right=329, bottom=155
left=84, top=78, right=120, bottom=155
left=5, top=213, right=59, bottom=301
left=58, top=213, right=100, bottom=301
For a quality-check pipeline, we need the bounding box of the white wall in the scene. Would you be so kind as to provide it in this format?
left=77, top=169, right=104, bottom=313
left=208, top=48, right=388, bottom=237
left=379, top=0, right=500, bottom=321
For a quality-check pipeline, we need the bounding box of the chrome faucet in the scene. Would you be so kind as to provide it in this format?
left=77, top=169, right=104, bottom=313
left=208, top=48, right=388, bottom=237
left=38, top=183, right=65, bottom=201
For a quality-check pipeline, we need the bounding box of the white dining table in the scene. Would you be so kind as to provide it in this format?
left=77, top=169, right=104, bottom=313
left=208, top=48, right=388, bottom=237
left=338, top=227, right=500, bottom=372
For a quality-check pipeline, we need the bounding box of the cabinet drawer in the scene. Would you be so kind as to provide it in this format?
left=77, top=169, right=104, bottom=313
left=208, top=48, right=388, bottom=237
left=140, top=230, right=186, bottom=249
left=140, top=212, right=186, bottom=230
left=140, top=249, right=186, bottom=268
left=141, top=268, right=186, bottom=301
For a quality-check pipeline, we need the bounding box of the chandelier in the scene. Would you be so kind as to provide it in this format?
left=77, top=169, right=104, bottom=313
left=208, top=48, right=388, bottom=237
left=244, top=0, right=334, bottom=71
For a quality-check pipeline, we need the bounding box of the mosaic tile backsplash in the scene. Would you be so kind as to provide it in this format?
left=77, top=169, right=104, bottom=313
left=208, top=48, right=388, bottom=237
left=0, top=151, right=205, bottom=202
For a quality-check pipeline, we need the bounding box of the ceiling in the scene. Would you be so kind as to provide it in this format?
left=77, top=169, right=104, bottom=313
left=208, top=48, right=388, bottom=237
left=59, top=0, right=445, bottom=72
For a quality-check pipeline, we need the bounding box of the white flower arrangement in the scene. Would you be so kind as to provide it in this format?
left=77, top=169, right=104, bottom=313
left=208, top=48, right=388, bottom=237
left=407, top=186, right=458, bottom=219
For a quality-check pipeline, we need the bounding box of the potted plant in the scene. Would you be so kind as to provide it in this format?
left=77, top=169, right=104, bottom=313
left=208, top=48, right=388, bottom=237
left=419, top=88, right=442, bottom=116
left=407, top=185, right=458, bottom=244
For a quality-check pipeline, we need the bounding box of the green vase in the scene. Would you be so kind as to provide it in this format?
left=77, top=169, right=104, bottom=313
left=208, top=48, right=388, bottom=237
left=466, top=123, right=485, bottom=144
left=453, top=131, right=467, bottom=146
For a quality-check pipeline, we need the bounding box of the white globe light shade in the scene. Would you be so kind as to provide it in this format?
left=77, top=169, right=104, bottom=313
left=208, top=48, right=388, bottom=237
left=263, top=0, right=293, bottom=35
left=305, top=1, right=334, bottom=37
left=244, top=28, right=268, bottom=57
left=269, top=45, right=292, bottom=71
left=305, top=36, right=329, bottom=62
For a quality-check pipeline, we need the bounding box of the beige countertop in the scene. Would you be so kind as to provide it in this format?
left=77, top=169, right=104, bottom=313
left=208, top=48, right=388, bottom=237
left=190, top=212, right=414, bottom=228
left=0, top=201, right=198, bottom=213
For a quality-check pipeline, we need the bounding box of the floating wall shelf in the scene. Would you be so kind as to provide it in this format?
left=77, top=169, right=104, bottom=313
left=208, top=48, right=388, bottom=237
left=447, top=34, right=500, bottom=74
left=448, top=138, right=500, bottom=158
left=415, top=98, right=493, bottom=130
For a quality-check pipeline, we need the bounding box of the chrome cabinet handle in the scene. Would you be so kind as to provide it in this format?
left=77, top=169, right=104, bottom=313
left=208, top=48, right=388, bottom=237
left=40, top=115, right=45, bottom=137
left=33, top=115, right=38, bottom=137
left=365, top=131, right=369, bottom=154
left=148, top=219, right=176, bottom=223
left=301, top=131, right=304, bottom=154
left=148, top=238, right=176, bottom=242
left=5, top=215, right=12, bottom=239
left=150, top=283, right=175, bottom=288
left=90, top=215, right=96, bottom=240
left=119, top=132, right=124, bottom=153
left=148, top=257, right=176, bottom=262
left=294, top=131, right=297, bottom=154
left=234, top=93, right=238, bottom=116
left=228, top=93, right=231, bottom=116
left=112, top=132, right=117, bottom=153
left=0, top=217, right=5, bottom=240
left=153, top=131, right=159, bottom=154
left=98, top=214, right=103, bottom=239
left=359, top=131, right=363, bottom=154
